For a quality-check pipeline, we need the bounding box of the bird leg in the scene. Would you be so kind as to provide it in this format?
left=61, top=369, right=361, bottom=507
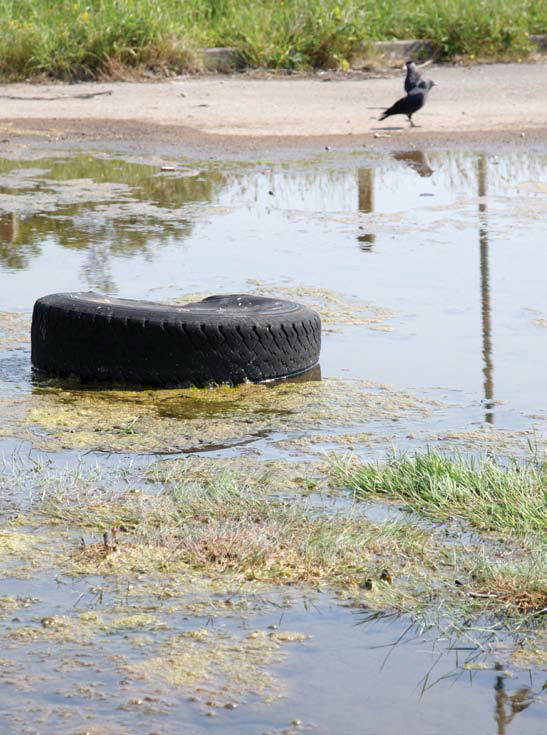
left=408, top=115, right=417, bottom=128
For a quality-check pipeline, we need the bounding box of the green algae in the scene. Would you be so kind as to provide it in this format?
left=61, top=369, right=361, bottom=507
left=0, top=529, right=45, bottom=557
left=273, top=431, right=395, bottom=454
left=433, top=427, right=544, bottom=454
left=128, top=628, right=307, bottom=705
left=243, top=282, right=395, bottom=333
left=0, top=377, right=439, bottom=454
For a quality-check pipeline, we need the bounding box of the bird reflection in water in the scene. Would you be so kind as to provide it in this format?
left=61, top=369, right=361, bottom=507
left=357, top=168, right=376, bottom=251
left=393, top=150, right=434, bottom=177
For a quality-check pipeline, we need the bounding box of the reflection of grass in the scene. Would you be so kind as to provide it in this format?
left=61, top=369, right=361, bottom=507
left=0, top=155, right=225, bottom=275
left=330, top=450, right=546, bottom=537
left=0, top=0, right=544, bottom=79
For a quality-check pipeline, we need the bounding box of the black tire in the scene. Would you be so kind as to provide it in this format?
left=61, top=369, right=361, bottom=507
left=31, top=292, right=321, bottom=388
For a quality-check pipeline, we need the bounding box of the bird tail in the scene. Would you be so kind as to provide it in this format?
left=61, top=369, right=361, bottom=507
left=378, top=111, right=388, bottom=121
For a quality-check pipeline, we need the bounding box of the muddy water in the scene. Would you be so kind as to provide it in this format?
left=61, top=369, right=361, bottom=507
left=0, top=148, right=546, bottom=733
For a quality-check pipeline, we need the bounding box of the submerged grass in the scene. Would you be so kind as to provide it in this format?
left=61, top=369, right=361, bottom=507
left=331, top=450, right=546, bottom=539
left=33, top=459, right=546, bottom=636
left=0, top=0, right=545, bottom=79
left=41, top=470, right=436, bottom=590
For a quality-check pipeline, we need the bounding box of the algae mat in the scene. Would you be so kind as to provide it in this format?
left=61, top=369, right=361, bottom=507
left=0, top=377, right=438, bottom=454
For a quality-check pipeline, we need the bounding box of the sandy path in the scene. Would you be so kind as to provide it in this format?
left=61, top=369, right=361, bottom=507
left=0, top=63, right=546, bottom=149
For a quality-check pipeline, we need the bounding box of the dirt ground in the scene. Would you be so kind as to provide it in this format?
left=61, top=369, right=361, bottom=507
left=0, top=62, right=546, bottom=155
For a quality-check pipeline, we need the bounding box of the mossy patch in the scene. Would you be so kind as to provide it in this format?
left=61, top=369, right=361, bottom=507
left=0, top=377, right=439, bottom=454
left=128, top=628, right=308, bottom=705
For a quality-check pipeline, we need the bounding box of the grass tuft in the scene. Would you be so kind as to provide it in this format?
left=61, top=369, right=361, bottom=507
left=330, top=450, right=546, bottom=539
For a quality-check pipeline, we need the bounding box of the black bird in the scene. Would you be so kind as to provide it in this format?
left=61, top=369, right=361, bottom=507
left=379, top=78, right=435, bottom=127
left=404, top=60, right=422, bottom=93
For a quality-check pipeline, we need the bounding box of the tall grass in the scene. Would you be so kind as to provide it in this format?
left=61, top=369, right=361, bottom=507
left=0, top=0, right=544, bottom=79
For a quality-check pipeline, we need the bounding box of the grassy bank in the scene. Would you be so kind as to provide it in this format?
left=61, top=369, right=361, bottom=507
left=0, top=0, right=545, bottom=80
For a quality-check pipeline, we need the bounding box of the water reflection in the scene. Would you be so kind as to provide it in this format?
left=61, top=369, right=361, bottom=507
left=0, top=156, right=226, bottom=288
left=357, top=168, right=375, bottom=250
left=0, top=212, right=42, bottom=270
left=478, top=154, right=495, bottom=425
left=1, top=149, right=545, bottom=435
left=81, top=241, right=116, bottom=293
left=393, top=150, right=434, bottom=178
left=0, top=212, right=18, bottom=242
left=494, top=664, right=535, bottom=735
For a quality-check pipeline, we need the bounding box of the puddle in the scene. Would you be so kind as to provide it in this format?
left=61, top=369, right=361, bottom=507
left=0, top=147, right=546, bottom=733
left=0, top=149, right=545, bottom=459
left=0, top=513, right=544, bottom=735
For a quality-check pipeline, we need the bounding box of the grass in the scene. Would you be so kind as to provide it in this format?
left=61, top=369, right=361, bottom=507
left=330, top=450, right=546, bottom=539
left=40, top=469, right=436, bottom=589
left=32, top=459, right=546, bottom=635
left=0, top=0, right=545, bottom=80
left=2, top=451, right=543, bottom=650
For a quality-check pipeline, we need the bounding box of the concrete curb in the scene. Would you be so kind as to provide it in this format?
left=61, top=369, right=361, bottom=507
left=201, top=35, right=547, bottom=70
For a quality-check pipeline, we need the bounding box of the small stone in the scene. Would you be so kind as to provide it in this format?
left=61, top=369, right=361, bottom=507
left=224, top=702, right=238, bottom=710
left=291, top=720, right=302, bottom=726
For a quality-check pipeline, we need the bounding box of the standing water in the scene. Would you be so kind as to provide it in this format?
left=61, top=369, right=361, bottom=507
left=0, top=147, right=545, bottom=734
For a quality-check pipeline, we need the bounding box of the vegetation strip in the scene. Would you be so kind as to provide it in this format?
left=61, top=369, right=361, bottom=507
left=1, top=0, right=546, bottom=80
left=12, top=455, right=541, bottom=652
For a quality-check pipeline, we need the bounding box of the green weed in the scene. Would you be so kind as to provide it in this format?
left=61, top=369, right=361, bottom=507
left=331, top=450, right=546, bottom=539
left=0, top=0, right=544, bottom=79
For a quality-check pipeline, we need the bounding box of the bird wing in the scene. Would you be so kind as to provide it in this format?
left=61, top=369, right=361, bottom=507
left=404, top=63, right=423, bottom=93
